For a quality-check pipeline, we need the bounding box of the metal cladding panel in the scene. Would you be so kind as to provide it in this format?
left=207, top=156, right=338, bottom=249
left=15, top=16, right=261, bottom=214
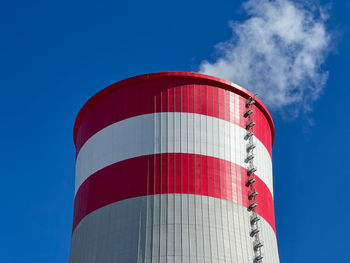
left=70, top=195, right=279, bottom=263
left=75, top=113, right=273, bottom=196
left=70, top=72, right=279, bottom=262
left=73, top=153, right=275, bottom=232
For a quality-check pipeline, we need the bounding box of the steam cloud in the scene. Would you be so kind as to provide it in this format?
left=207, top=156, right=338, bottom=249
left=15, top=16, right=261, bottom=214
left=199, top=0, right=330, bottom=114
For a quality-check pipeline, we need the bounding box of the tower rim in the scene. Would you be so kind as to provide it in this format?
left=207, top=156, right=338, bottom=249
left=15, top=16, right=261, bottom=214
left=73, top=71, right=275, bottom=147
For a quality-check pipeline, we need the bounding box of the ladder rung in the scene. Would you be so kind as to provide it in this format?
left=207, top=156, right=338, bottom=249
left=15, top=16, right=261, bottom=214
left=249, top=191, right=259, bottom=200
left=246, top=99, right=256, bottom=107
left=248, top=203, right=258, bottom=211
left=246, top=131, right=254, bottom=138
left=248, top=166, right=257, bottom=174
left=254, top=241, right=264, bottom=251
left=244, top=109, right=254, bottom=117
left=250, top=227, right=260, bottom=237
left=246, top=154, right=254, bottom=161
left=254, top=254, right=263, bottom=262
left=250, top=214, right=260, bottom=224
left=246, top=178, right=256, bottom=186
left=247, top=143, right=256, bottom=151
left=246, top=122, right=256, bottom=129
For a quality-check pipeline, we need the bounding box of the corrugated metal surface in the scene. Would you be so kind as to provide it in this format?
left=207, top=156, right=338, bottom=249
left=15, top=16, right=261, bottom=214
left=70, top=195, right=279, bottom=263
left=75, top=113, right=273, bottom=196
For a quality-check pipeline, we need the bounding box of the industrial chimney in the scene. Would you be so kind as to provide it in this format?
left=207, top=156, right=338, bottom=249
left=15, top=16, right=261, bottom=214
left=70, top=72, right=279, bottom=263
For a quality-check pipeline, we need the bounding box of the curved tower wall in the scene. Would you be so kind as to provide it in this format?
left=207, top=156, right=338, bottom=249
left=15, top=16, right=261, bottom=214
left=70, top=72, right=279, bottom=263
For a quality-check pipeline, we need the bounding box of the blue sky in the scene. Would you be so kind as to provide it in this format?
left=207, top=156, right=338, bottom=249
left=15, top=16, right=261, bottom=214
left=0, top=0, right=349, bottom=262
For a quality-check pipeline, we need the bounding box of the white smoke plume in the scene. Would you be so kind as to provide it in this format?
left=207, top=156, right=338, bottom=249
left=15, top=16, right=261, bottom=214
left=199, top=0, right=330, bottom=115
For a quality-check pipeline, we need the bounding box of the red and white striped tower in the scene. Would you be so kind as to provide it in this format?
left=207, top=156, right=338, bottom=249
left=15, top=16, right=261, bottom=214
left=70, top=72, right=279, bottom=263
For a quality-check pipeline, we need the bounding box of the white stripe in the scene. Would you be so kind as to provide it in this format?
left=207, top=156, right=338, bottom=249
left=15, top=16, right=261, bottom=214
left=70, top=195, right=279, bottom=263
left=75, top=113, right=273, bottom=196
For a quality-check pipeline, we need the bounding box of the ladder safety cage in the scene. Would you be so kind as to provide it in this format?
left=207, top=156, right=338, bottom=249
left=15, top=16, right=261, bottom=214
left=244, top=95, right=264, bottom=263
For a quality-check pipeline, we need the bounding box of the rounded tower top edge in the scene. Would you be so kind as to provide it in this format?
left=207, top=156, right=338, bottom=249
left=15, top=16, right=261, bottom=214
left=73, top=71, right=275, bottom=147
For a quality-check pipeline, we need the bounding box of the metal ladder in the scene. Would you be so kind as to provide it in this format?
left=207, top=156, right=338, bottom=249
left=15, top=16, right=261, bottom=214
left=245, top=96, right=264, bottom=263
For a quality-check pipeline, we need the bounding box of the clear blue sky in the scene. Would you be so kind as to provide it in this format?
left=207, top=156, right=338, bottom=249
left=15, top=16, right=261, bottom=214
left=0, top=0, right=349, bottom=262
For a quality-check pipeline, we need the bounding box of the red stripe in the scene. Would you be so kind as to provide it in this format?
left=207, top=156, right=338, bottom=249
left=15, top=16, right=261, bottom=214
left=74, top=77, right=273, bottom=156
left=73, top=153, right=276, bottom=234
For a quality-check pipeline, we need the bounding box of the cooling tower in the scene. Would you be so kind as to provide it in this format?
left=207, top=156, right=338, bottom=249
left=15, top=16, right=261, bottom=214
left=70, top=72, right=279, bottom=263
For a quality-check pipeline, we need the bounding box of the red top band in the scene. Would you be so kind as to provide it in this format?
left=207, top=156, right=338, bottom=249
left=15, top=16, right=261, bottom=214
left=73, top=72, right=275, bottom=152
